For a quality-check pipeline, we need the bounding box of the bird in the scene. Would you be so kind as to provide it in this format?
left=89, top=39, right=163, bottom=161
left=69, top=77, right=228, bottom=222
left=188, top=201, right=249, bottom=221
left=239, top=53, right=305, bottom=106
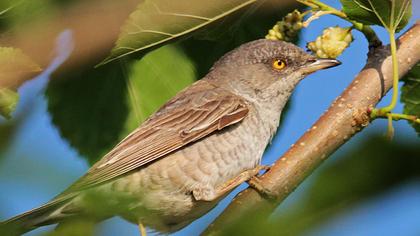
left=0, top=39, right=340, bottom=235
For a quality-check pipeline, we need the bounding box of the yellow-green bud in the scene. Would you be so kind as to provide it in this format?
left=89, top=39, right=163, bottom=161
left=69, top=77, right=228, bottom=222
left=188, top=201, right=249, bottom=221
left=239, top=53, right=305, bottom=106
left=307, top=26, right=353, bottom=58
left=265, top=10, right=303, bottom=42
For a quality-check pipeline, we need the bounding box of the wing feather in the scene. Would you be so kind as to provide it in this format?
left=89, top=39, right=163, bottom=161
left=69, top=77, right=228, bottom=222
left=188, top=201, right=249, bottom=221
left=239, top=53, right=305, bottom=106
left=62, top=80, right=249, bottom=194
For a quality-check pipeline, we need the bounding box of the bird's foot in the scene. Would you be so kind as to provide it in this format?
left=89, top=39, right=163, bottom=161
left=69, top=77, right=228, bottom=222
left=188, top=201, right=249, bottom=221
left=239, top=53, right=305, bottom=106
left=192, top=186, right=217, bottom=201
left=192, top=165, right=271, bottom=202
left=252, top=164, right=271, bottom=175
left=247, top=166, right=276, bottom=199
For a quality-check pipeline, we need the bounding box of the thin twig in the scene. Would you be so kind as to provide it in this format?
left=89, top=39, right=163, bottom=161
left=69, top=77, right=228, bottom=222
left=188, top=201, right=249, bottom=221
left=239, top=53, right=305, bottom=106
left=298, top=0, right=382, bottom=47
left=302, top=10, right=334, bottom=27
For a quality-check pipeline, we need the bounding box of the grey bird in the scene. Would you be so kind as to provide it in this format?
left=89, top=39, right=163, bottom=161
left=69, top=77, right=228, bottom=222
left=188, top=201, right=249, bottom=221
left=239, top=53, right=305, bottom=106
left=1, top=39, right=340, bottom=235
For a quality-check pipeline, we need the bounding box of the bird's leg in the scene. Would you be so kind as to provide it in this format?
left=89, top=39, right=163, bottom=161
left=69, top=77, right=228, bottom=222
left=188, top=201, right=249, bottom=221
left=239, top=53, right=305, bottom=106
left=193, top=165, right=270, bottom=201
left=138, top=222, right=147, bottom=236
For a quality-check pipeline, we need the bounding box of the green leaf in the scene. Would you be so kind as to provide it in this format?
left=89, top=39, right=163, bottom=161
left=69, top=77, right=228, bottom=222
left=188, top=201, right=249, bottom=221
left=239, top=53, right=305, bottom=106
left=0, top=0, right=58, bottom=31
left=340, top=0, right=412, bottom=32
left=0, top=47, right=41, bottom=89
left=124, top=44, right=196, bottom=129
left=101, top=0, right=257, bottom=65
left=47, top=44, right=195, bottom=164
left=47, top=62, right=129, bottom=164
left=0, top=0, right=17, bottom=16
left=401, top=62, right=420, bottom=136
left=0, top=47, right=40, bottom=119
left=0, top=88, right=18, bottom=119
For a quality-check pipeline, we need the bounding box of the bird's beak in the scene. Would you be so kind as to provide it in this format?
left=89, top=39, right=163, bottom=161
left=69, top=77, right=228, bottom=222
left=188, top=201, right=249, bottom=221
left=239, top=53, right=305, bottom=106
left=301, top=58, right=341, bottom=74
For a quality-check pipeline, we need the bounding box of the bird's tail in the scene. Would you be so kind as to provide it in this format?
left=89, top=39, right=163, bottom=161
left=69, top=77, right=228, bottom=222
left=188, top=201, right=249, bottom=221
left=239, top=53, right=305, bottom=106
left=0, top=196, right=75, bottom=235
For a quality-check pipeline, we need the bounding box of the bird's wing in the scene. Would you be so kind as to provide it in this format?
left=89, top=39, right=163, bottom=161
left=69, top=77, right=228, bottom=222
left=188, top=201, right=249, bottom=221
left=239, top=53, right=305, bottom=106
left=63, top=80, right=249, bottom=194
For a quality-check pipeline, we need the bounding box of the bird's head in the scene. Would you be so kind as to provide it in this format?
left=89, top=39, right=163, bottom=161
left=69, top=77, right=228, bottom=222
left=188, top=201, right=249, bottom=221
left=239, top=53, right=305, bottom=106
left=208, top=39, right=340, bottom=100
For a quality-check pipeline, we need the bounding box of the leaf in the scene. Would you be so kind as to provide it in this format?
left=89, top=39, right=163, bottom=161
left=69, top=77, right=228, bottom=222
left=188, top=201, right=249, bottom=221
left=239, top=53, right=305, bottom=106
left=0, top=88, right=18, bottom=119
left=47, top=44, right=195, bottom=164
left=124, top=44, right=196, bottom=129
left=401, top=62, right=420, bottom=136
left=0, top=47, right=40, bottom=119
left=101, top=0, right=258, bottom=65
left=0, top=121, right=18, bottom=151
left=0, top=47, right=41, bottom=89
left=0, top=0, right=17, bottom=16
left=47, top=62, right=129, bottom=164
left=181, top=2, right=302, bottom=77
left=340, top=0, right=412, bottom=32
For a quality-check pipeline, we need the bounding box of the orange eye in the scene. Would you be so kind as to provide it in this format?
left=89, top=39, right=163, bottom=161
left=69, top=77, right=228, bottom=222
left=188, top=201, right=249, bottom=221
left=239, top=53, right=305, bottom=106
left=272, top=59, right=286, bottom=70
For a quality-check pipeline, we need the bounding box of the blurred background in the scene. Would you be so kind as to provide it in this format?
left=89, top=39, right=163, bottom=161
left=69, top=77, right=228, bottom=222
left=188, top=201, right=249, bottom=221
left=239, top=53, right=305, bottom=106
left=0, top=0, right=419, bottom=235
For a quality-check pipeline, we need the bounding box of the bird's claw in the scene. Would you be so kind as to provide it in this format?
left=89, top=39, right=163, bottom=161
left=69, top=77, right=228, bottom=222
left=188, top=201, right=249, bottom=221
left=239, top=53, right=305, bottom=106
left=247, top=165, right=276, bottom=199
left=253, top=164, right=271, bottom=175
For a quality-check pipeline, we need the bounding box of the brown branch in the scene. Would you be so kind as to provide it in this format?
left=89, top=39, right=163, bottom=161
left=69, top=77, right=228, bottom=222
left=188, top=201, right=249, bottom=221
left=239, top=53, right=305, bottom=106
left=203, top=20, right=420, bottom=235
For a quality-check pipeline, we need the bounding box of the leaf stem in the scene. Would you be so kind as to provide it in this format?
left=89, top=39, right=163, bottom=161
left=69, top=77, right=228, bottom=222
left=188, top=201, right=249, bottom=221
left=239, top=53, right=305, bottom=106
left=387, top=30, right=400, bottom=111
left=372, top=112, right=420, bottom=124
left=371, top=30, right=399, bottom=118
left=387, top=113, right=394, bottom=139
left=369, top=30, right=402, bottom=139
left=350, top=22, right=382, bottom=48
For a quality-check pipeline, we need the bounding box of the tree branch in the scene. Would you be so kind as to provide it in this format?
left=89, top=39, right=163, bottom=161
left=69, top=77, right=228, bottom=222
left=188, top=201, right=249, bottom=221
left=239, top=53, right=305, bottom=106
left=203, top=20, right=420, bottom=235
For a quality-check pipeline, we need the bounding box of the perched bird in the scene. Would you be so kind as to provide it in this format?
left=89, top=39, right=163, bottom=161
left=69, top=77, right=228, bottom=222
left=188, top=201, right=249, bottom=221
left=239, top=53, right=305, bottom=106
left=1, top=39, right=340, bottom=235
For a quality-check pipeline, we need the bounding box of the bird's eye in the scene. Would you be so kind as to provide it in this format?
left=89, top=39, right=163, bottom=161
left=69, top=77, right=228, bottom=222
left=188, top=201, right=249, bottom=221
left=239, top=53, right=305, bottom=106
left=272, top=59, right=286, bottom=70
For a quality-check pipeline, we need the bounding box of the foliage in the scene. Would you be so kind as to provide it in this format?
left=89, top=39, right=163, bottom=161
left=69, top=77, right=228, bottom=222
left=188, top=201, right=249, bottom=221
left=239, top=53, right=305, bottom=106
left=296, top=0, right=415, bottom=137
left=0, top=0, right=57, bottom=30
left=0, top=0, right=419, bottom=235
left=401, top=63, right=420, bottom=136
left=0, top=88, right=18, bottom=119
left=336, top=0, right=415, bottom=137
left=0, top=47, right=41, bottom=119
left=127, top=45, right=196, bottom=124
left=47, top=44, right=196, bottom=164
left=46, top=1, right=297, bottom=165
left=340, top=0, right=412, bottom=32
left=46, top=61, right=130, bottom=164
left=102, top=0, right=258, bottom=64
left=0, top=47, right=41, bottom=89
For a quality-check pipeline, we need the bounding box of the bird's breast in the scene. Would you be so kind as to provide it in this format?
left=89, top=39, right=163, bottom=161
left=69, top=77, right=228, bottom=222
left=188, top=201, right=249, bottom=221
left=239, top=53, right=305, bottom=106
left=100, top=105, right=280, bottom=232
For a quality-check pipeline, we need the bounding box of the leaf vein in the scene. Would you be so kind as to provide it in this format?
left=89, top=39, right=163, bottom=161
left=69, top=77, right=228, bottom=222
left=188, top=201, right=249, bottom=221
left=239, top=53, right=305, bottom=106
left=104, top=0, right=257, bottom=64
left=152, top=2, right=211, bottom=21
